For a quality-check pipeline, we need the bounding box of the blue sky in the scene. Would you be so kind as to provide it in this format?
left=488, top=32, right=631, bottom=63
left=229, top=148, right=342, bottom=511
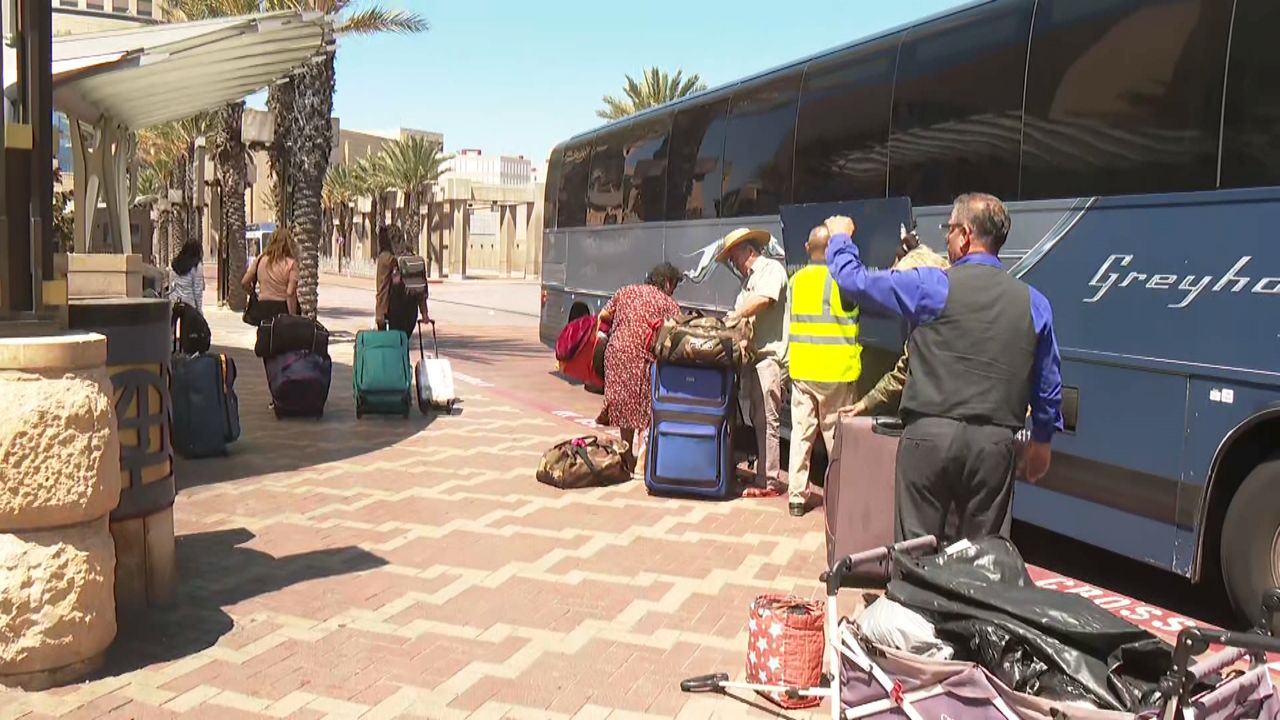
left=256, top=0, right=968, bottom=166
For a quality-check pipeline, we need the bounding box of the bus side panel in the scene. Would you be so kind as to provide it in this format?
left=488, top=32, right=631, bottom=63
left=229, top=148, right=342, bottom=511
left=1016, top=187, right=1280, bottom=574
left=567, top=225, right=667, bottom=302
left=543, top=228, right=569, bottom=287
left=663, top=218, right=780, bottom=311
left=1175, top=379, right=1280, bottom=575
left=1015, top=358, right=1187, bottom=569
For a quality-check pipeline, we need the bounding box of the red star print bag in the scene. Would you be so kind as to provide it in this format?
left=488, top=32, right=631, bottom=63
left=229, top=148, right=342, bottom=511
left=745, top=593, right=826, bottom=709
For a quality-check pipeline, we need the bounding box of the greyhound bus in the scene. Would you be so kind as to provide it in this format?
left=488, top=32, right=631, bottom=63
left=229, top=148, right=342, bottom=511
left=538, top=0, right=1280, bottom=625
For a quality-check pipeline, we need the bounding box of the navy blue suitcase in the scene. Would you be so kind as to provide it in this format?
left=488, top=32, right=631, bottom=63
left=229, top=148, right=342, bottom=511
left=644, top=362, right=735, bottom=499
left=172, top=352, right=240, bottom=458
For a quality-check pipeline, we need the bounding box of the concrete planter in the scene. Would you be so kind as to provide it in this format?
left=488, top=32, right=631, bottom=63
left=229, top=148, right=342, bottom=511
left=0, top=333, right=121, bottom=690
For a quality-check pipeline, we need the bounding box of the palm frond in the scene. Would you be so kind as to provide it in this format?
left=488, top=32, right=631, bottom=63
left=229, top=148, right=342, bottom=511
left=598, top=66, right=707, bottom=120
left=338, top=6, right=428, bottom=35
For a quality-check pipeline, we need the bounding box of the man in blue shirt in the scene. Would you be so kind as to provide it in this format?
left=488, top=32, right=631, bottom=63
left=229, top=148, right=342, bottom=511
left=824, top=193, right=1063, bottom=543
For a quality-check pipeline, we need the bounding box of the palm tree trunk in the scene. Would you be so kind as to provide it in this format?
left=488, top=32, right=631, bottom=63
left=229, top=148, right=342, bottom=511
left=290, top=55, right=336, bottom=319
left=218, top=101, right=248, bottom=311
left=156, top=205, right=171, bottom=267
left=267, top=79, right=296, bottom=228
left=170, top=156, right=189, bottom=258
left=407, top=190, right=423, bottom=256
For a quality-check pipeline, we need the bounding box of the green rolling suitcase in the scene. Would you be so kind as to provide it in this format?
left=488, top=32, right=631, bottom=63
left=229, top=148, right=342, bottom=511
left=353, top=329, right=412, bottom=418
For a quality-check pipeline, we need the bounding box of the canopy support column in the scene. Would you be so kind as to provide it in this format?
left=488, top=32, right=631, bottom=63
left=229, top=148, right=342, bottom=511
left=70, top=116, right=135, bottom=254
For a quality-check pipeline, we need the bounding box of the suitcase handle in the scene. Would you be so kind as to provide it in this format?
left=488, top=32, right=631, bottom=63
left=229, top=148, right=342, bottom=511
left=417, top=319, right=439, bottom=360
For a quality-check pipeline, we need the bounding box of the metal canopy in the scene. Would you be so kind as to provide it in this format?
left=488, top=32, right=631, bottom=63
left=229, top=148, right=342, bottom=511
left=4, top=10, right=332, bottom=130
left=1, top=11, right=333, bottom=255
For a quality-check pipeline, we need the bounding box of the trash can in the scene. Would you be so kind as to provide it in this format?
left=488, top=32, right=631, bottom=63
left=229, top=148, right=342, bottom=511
left=69, top=297, right=177, bottom=610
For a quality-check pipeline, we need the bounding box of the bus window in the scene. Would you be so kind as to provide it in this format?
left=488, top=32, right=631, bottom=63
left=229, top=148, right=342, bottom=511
left=587, top=127, right=626, bottom=226
left=1021, top=0, right=1232, bottom=200
left=720, top=70, right=802, bottom=218
left=620, top=114, right=671, bottom=224
left=1219, top=0, right=1280, bottom=189
left=556, top=137, right=593, bottom=228
left=793, top=33, right=901, bottom=204
left=889, top=0, right=1031, bottom=205
left=665, top=92, right=732, bottom=221
left=545, top=145, right=564, bottom=229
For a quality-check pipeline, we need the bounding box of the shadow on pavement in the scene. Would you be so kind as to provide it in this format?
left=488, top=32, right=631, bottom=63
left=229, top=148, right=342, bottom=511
left=432, top=329, right=547, bottom=367
left=96, top=527, right=388, bottom=678
left=175, top=339, right=442, bottom=488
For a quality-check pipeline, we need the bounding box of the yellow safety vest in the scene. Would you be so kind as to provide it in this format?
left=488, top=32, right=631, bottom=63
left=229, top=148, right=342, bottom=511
left=787, top=264, right=862, bottom=383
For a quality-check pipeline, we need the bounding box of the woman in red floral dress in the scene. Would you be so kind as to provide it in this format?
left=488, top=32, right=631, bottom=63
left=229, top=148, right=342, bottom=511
left=597, top=263, right=683, bottom=473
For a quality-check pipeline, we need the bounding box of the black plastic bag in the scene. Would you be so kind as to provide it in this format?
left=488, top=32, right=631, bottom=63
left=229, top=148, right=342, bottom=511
left=887, top=537, right=1171, bottom=711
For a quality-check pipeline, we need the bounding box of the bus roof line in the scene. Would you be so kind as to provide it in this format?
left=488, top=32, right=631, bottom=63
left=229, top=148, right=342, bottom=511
left=563, top=0, right=996, bottom=145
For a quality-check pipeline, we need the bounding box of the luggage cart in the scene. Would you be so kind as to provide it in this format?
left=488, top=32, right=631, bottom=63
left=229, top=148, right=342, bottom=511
left=682, top=537, right=1280, bottom=719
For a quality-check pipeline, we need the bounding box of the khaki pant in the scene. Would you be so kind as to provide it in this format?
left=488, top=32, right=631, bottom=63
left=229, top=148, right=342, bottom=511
left=788, top=379, right=859, bottom=503
left=743, top=357, right=789, bottom=487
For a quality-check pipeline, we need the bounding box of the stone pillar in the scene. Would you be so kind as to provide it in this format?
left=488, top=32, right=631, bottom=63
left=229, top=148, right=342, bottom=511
left=67, top=253, right=143, bottom=300
left=0, top=333, right=121, bottom=690
left=498, top=204, right=516, bottom=277
left=68, top=298, right=177, bottom=611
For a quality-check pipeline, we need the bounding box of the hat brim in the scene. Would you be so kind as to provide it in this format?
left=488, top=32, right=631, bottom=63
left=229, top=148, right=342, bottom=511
left=715, top=229, right=771, bottom=262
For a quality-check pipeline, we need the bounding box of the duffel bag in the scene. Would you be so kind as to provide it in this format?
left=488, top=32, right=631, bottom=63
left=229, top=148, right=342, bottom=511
left=745, top=594, right=825, bottom=710
left=535, top=436, right=631, bottom=490
left=649, top=313, right=753, bottom=369
left=255, top=314, right=330, bottom=359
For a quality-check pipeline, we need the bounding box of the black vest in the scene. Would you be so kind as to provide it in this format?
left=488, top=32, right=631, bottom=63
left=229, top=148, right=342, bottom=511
left=900, top=262, right=1036, bottom=429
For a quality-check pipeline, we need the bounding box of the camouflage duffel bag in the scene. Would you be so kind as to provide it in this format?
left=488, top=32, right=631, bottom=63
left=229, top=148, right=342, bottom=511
left=649, top=313, right=753, bottom=369
left=536, top=436, right=632, bottom=490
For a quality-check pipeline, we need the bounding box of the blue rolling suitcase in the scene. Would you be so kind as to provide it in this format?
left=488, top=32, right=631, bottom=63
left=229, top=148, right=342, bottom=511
left=644, top=362, right=735, bottom=499
left=172, top=352, right=240, bottom=458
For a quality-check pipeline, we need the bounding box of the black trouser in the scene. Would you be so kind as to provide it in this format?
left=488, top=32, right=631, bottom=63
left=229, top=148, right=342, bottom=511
left=893, top=416, right=1017, bottom=545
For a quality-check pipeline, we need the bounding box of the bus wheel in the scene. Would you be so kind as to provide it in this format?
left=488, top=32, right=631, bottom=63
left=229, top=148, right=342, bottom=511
left=1221, top=456, right=1280, bottom=627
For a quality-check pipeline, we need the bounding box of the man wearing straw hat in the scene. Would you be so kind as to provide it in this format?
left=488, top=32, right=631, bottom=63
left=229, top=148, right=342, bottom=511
left=718, top=227, right=790, bottom=498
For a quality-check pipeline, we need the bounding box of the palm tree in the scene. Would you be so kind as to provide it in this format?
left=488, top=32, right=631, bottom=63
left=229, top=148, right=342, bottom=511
left=349, top=154, right=389, bottom=250
left=597, top=67, right=707, bottom=120
left=213, top=101, right=249, bottom=310
left=266, top=1, right=428, bottom=318
left=322, top=162, right=359, bottom=271
left=375, top=136, right=451, bottom=265
left=166, top=0, right=260, bottom=310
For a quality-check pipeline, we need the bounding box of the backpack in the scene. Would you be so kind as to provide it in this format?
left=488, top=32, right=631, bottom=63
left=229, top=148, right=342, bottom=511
left=394, top=255, right=428, bottom=300
left=172, top=300, right=212, bottom=355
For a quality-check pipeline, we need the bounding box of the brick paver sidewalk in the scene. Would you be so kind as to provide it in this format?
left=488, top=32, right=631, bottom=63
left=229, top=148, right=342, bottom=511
left=1, top=309, right=835, bottom=720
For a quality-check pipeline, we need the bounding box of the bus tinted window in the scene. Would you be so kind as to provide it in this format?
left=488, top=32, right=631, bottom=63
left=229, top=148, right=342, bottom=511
left=665, top=94, right=732, bottom=221
left=793, top=34, right=901, bottom=204
left=556, top=138, right=592, bottom=228
left=720, top=71, right=802, bottom=217
left=620, top=114, right=671, bottom=223
left=587, top=129, right=625, bottom=226
left=889, top=0, right=1032, bottom=205
left=1021, top=0, right=1232, bottom=200
left=544, top=145, right=564, bottom=229
left=1220, top=0, right=1280, bottom=189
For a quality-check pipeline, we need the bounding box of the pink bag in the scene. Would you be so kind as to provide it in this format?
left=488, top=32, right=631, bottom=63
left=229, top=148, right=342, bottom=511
left=745, top=594, right=825, bottom=709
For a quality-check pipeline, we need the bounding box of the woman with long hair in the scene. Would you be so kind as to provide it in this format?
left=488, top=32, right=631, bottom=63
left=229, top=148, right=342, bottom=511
left=169, top=240, right=205, bottom=309
left=597, top=262, right=683, bottom=474
left=242, top=225, right=299, bottom=321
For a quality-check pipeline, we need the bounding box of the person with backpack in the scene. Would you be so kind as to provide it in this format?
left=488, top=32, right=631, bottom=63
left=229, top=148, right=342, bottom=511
left=375, top=225, right=428, bottom=338
left=170, top=241, right=205, bottom=310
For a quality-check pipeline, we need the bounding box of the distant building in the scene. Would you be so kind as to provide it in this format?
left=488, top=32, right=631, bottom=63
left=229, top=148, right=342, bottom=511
left=443, top=149, right=533, bottom=187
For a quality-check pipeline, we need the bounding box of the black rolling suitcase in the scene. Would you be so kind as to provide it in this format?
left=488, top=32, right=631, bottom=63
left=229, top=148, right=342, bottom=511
left=264, top=349, right=332, bottom=419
